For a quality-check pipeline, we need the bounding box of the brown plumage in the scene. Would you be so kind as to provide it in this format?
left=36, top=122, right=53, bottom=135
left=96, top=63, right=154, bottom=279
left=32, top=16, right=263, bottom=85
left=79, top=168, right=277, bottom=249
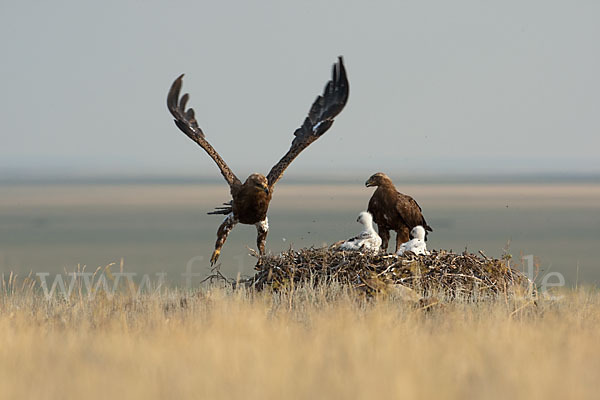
left=365, top=172, right=432, bottom=253
left=167, top=57, right=349, bottom=264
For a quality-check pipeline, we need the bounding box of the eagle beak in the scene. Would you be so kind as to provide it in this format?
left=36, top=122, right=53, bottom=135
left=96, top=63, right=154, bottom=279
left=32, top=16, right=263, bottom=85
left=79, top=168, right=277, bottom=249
left=365, top=179, right=373, bottom=187
left=262, top=184, right=269, bottom=195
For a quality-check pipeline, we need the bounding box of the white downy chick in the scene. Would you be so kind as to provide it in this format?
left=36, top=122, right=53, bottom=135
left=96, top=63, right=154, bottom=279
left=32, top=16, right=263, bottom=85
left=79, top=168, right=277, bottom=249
left=340, top=211, right=382, bottom=252
left=396, top=225, right=430, bottom=256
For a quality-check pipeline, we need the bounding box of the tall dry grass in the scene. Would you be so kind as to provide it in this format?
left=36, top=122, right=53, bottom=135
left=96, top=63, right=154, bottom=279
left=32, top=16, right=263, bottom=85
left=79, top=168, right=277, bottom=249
left=1, top=276, right=599, bottom=399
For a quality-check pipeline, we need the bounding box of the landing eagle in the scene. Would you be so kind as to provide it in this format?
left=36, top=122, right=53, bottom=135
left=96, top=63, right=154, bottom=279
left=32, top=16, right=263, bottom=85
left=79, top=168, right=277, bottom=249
left=365, top=172, right=432, bottom=253
left=167, top=57, right=349, bottom=264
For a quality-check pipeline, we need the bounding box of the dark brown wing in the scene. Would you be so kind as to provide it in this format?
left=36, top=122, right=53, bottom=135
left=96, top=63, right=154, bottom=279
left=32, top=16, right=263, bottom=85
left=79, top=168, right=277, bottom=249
left=266, top=57, right=349, bottom=188
left=367, top=192, right=385, bottom=226
left=396, top=193, right=433, bottom=232
left=167, top=74, right=241, bottom=188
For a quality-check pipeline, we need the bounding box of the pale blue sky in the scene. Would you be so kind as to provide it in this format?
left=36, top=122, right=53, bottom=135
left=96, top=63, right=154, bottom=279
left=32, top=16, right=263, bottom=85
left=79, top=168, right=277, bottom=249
left=1, top=0, right=599, bottom=179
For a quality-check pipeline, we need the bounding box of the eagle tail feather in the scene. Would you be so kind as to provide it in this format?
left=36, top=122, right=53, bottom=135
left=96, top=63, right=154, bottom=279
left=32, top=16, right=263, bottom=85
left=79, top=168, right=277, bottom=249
left=207, top=201, right=233, bottom=215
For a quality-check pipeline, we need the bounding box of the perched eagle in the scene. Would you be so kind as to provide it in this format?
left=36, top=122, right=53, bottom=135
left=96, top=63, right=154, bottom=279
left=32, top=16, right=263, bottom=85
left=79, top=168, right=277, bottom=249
left=396, top=226, right=430, bottom=256
left=167, top=57, right=349, bottom=264
left=365, top=172, right=432, bottom=253
left=340, top=211, right=382, bottom=252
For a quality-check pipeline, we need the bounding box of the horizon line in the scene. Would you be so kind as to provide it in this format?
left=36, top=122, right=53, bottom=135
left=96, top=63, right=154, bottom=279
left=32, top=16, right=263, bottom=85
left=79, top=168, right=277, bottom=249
left=2, top=171, right=600, bottom=185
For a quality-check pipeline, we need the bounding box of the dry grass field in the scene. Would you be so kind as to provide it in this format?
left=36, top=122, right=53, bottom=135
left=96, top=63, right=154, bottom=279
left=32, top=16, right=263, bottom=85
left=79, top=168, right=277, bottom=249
left=1, top=276, right=599, bottom=400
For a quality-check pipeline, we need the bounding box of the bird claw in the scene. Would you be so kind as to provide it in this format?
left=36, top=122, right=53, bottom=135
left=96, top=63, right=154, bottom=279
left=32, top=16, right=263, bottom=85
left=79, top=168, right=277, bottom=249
left=210, top=249, right=220, bottom=266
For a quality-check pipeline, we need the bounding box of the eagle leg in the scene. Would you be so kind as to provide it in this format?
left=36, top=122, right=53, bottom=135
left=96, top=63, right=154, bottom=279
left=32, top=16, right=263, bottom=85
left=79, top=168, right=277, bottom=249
left=395, top=227, right=410, bottom=253
left=255, top=218, right=269, bottom=257
left=378, top=228, right=390, bottom=253
left=210, top=213, right=238, bottom=265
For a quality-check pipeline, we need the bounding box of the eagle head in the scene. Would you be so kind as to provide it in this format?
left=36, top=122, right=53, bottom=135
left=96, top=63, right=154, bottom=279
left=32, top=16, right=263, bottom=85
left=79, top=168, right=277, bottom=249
left=246, top=173, right=270, bottom=195
left=365, top=172, right=392, bottom=187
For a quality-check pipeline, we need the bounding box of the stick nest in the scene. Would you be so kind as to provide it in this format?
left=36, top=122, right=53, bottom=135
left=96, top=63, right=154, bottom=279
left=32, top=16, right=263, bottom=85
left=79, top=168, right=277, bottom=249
left=245, top=247, right=529, bottom=297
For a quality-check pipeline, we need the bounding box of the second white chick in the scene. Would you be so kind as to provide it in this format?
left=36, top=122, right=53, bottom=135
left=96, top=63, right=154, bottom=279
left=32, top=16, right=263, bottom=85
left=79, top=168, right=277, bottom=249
left=396, top=225, right=430, bottom=256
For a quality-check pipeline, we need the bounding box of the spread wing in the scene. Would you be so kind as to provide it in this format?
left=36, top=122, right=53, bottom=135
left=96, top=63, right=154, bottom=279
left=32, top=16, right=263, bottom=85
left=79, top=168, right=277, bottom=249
left=266, top=57, right=349, bottom=188
left=167, top=74, right=241, bottom=188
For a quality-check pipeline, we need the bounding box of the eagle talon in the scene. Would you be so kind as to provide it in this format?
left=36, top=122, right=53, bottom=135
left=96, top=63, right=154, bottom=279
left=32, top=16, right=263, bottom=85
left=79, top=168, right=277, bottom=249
left=210, top=249, right=221, bottom=265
